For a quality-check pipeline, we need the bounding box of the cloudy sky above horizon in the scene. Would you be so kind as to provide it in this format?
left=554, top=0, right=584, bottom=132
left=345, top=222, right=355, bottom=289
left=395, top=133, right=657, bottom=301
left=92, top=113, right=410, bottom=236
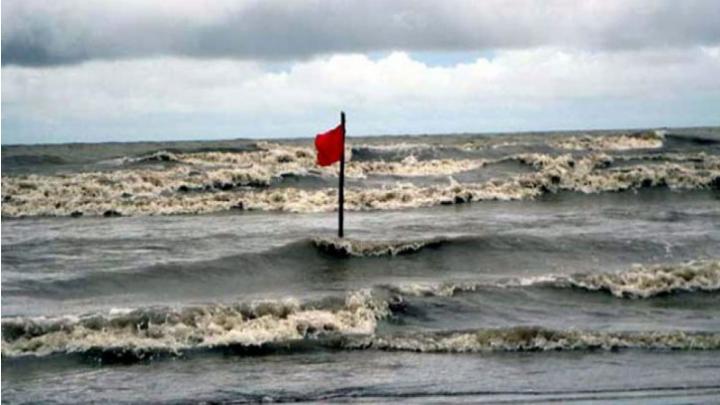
left=2, top=0, right=720, bottom=144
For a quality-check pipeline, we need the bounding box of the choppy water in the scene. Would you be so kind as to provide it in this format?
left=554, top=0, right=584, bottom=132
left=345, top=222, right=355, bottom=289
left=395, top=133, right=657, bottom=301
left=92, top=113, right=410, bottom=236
left=2, top=127, right=720, bottom=403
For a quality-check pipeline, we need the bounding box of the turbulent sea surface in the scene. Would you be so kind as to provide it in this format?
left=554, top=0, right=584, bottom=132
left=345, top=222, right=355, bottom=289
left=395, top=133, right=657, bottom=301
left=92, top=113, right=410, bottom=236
left=2, top=127, right=720, bottom=403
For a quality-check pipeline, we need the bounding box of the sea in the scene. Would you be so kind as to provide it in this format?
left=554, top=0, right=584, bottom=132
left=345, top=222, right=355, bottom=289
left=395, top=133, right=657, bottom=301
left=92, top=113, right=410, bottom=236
left=2, top=127, right=720, bottom=403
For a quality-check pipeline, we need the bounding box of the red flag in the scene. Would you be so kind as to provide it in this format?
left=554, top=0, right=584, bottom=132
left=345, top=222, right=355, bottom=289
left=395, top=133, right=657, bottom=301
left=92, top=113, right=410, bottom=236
left=314, top=123, right=345, bottom=166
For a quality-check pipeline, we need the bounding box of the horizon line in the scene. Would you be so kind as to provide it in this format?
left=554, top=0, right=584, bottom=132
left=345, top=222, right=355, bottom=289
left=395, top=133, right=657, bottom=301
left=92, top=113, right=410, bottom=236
left=2, top=124, right=719, bottom=148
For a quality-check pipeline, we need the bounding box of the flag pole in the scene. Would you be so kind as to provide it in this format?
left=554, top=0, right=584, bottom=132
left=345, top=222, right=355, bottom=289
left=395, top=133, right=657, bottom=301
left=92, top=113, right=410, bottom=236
left=338, top=111, right=345, bottom=238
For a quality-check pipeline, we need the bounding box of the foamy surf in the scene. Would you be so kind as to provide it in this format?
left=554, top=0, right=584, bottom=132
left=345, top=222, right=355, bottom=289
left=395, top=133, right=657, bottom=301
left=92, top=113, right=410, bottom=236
left=350, top=327, right=720, bottom=353
left=5, top=314, right=719, bottom=360
left=1, top=290, right=389, bottom=358
left=563, top=260, right=720, bottom=298
left=312, top=236, right=448, bottom=257
left=4, top=287, right=719, bottom=360
left=3, top=151, right=718, bottom=217
left=386, top=260, right=720, bottom=299
left=3, top=129, right=719, bottom=403
left=550, top=130, right=665, bottom=151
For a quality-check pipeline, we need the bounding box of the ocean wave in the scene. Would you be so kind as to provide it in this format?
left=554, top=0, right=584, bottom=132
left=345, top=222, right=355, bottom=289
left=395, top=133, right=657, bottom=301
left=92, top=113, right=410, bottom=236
left=353, top=139, right=532, bottom=154
left=614, top=152, right=710, bottom=163
left=347, top=155, right=486, bottom=178
left=562, top=260, right=720, bottom=298
left=1, top=290, right=389, bottom=358
left=120, top=150, right=182, bottom=165
left=350, top=327, right=720, bottom=353
left=4, top=259, right=719, bottom=359
left=666, top=132, right=720, bottom=146
left=513, top=152, right=720, bottom=194
left=0, top=142, right=491, bottom=217
left=550, top=130, right=665, bottom=151
left=2, top=146, right=719, bottom=217
left=5, top=293, right=719, bottom=360
left=4, top=237, right=460, bottom=299
left=313, top=236, right=448, bottom=257
left=2, top=154, right=68, bottom=166
left=387, top=260, right=720, bottom=299
left=351, top=142, right=439, bottom=155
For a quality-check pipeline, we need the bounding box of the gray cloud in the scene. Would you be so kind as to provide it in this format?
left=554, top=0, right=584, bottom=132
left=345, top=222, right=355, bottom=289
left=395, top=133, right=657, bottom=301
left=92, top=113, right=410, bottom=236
left=3, top=0, right=720, bottom=66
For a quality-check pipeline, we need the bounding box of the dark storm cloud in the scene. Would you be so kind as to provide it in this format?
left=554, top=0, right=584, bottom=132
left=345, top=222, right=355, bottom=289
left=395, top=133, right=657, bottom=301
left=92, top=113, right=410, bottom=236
left=3, top=0, right=720, bottom=66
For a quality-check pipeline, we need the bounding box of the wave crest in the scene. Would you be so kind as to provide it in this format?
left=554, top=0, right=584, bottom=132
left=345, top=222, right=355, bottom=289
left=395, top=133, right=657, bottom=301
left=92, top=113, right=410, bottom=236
left=3, top=259, right=719, bottom=360
left=565, top=260, right=720, bottom=298
left=352, top=327, right=720, bottom=353
left=389, top=260, right=720, bottom=299
left=550, top=131, right=665, bottom=151
left=313, top=237, right=447, bottom=257
left=1, top=290, right=388, bottom=358
left=3, top=144, right=719, bottom=217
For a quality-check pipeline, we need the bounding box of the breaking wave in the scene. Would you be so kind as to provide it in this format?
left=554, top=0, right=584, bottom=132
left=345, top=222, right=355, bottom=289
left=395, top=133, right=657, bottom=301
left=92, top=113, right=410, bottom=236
left=1, top=290, right=389, bottom=358
left=3, top=259, right=718, bottom=360
left=5, top=310, right=719, bottom=361
left=550, top=130, right=665, bottom=151
left=121, top=150, right=182, bottom=165
left=562, top=261, right=720, bottom=298
left=312, top=236, right=449, bottom=257
left=350, top=327, right=720, bottom=353
left=387, top=260, right=720, bottom=299
left=352, top=142, right=438, bottom=153
left=2, top=139, right=719, bottom=217
left=5, top=288, right=720, bottom=360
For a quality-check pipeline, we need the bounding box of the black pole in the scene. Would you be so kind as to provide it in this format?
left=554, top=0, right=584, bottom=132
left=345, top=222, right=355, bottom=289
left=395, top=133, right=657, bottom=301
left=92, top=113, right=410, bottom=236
left=338, top=111, right=345, bottom=238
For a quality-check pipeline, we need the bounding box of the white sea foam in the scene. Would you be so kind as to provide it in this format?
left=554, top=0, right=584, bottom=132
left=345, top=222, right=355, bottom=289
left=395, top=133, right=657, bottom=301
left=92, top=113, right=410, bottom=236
left=313, top=237, right=447, bottom=257
left=1, top=142, right=491, bottom=217
left=1, top=290, right=388, bottom=358
left=352, top=142, right=438, bottom=153
left=389, top=260, right=720, bottom=299
left=2, top=144, right=718, bottom=217
left=352, top=327, right=720, bottom=353
left=5, top=287, right=718, bottom=358
left=564, top=260, right=720, bottom=298
left=550, top=130, right=665, bottom=151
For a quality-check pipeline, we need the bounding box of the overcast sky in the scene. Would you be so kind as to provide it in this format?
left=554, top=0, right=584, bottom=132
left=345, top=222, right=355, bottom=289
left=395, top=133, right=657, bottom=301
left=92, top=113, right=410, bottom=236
left=2, top=0, right=720, bottom=144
